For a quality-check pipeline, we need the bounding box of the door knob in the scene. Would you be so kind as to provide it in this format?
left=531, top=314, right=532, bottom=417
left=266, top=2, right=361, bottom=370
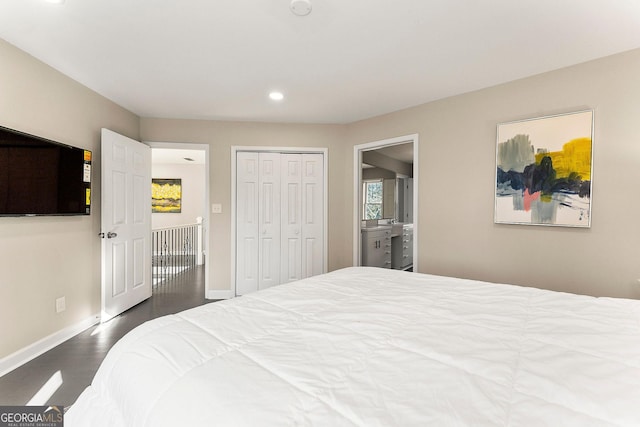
left=107, top=232, right=117, bottom=238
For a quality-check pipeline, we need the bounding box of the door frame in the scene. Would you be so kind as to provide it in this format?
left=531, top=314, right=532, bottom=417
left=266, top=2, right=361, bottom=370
left=147, top=141, right=211, bottom=296
left=353, top=134, right=419, bottom=267
left=231, top=146, right=329, bottom=297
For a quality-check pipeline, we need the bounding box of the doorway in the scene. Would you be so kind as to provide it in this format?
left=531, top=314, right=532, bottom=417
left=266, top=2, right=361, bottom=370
left=353, top=134, right=419, bottom=268
left=148, top=142, right=210, bottom=297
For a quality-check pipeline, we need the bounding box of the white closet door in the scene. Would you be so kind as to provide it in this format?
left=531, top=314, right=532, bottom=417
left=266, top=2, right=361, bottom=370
left=301, top=154, right=324, bottom=278
left=236, top=152, right=259, bottom=295
left=258, top=153, right=281, bottom=290
left=281, top=154, right=302, bottom=283
left=236, top=150, right=324, bottom=296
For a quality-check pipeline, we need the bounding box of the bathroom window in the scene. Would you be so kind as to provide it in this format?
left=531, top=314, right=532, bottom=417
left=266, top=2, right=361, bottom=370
left=363, top=180, right=383, bottom=220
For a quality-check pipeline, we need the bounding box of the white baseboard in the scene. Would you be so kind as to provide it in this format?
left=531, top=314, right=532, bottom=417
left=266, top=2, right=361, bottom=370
left=0, top=314, right=100, bottom=378
left=206, top=289, right=234, bottom=300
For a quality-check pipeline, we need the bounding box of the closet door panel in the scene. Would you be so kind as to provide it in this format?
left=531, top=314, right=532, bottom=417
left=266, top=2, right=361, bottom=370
left=236, top=152, right=259, bottom=295
left=258, top=153, right=281, bottom=289
left=281, top=154, right=302, bottom=283
left=301, top=154, right=324, bottom=278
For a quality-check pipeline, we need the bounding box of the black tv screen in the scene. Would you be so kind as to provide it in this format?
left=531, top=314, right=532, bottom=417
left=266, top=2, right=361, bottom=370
left=0, top=125, right=92, bottom=216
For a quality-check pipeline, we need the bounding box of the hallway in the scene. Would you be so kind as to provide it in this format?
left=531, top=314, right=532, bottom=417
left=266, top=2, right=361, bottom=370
left=0, top=266, right=214, bottom=407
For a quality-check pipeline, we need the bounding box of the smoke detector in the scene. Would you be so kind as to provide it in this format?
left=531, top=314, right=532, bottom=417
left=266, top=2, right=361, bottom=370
left=290, top=0, right=312, bottom=16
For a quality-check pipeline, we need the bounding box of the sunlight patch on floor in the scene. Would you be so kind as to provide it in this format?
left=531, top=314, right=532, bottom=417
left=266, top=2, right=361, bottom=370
left=26, top=370, right=63, bottom=405
left=91, top=316, right=120, bottom=336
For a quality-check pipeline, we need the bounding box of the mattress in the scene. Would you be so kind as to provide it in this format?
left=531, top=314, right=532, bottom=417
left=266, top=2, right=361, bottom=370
left=66, top=267, right=640, bottom=426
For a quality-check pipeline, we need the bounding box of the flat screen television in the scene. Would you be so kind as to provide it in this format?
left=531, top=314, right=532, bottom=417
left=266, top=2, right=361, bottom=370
left=0, top=125, right=92, bottom=216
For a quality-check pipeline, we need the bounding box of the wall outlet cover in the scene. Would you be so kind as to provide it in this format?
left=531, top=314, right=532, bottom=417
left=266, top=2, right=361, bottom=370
left=55, top=297, right=66, bottom=313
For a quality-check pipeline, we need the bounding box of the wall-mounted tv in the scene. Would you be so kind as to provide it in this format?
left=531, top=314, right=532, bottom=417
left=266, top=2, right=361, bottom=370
left=0, top=125, right=92, bottom=216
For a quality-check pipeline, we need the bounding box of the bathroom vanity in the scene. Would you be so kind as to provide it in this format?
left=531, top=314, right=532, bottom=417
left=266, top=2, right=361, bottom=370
left=361, top=223, right=413, bottom=270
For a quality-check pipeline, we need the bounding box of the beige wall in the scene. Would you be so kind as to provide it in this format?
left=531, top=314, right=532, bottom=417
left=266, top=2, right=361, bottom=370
left=0, top=39, right=139, bottom=358
left=346, top=48, right=640, bottom=299
left=2, top=35, right=640, bottom=361
left=140, top=119, right=353, bottom=291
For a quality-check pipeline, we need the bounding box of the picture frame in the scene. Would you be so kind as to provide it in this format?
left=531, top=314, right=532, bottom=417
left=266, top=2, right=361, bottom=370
left=495, top=110, right=594, bottom=227
left=152, top=178, right=182, bottom=213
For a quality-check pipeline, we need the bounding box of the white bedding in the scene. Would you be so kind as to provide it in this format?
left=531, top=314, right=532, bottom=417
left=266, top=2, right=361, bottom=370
left=67, top=267, right=640, bottom=426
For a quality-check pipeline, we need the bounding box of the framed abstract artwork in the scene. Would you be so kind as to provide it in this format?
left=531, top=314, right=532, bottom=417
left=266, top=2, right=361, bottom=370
left=495, top=110, right=594, bottom=227
left=152, top=178, right=182, bottom=213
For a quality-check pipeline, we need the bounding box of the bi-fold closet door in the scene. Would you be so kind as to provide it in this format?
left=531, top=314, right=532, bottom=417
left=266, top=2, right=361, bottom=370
left=236, top=151, right=324, bottom=295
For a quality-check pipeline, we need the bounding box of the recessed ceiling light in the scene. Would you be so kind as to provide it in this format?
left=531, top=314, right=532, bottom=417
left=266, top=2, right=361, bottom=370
left=269, top=91, right=284, bottom=101
left=44, top=0, right=66, bottom=4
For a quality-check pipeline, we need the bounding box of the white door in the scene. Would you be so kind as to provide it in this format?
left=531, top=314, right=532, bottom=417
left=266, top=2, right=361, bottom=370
left=101, top=129, right=151, bottom=322
left=281, top=154, right=302, bottom=283
left=235, top=150, right=324, bottom=295
left=236, top=152, right=259, bottom=295
left=301, top=154, right=324, bottom=278
left=258, top=153, right=281, bottom=290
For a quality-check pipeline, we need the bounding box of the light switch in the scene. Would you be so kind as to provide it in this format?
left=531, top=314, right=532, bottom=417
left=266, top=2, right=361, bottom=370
left=211, top=203, right=222, bottom=214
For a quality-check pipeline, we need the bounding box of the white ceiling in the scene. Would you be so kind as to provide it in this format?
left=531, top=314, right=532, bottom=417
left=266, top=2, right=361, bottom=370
left=1, top=1, right=639, bottom=124
left=362, top=142, right=413, bottom=170
left=375, top=143, right=414, bottom=165
left=152, top=148, right=206, bottom=165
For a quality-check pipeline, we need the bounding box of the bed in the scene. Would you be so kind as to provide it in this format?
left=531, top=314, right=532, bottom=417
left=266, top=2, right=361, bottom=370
left=67, top=267, right=640, bottom=426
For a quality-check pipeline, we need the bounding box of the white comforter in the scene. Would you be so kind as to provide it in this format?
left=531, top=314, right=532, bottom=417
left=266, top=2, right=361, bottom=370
left=67, top=267, right=640, bottom=426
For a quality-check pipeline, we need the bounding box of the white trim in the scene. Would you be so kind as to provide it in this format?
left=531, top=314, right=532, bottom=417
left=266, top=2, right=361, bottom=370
left=231, top=146, right=329, bottom=297
left=353, top=134, right=419, bottom=268
left=0, top=314, right=100, bottom=378
left=206, top=289, right=235, bottom=300
left=146, top=141, right=211, bottom=297
left=230, top=148, right=238, bottom=297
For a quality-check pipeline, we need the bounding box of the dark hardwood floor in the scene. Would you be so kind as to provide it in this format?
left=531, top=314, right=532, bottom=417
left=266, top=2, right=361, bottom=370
left=0, top=265, right=215, bottom=407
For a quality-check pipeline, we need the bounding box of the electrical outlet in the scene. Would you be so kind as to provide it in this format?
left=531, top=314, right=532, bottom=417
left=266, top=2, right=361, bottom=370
left=211, top=203, right=222, bottom=214
left=55, top=297, right=66, bottom=313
